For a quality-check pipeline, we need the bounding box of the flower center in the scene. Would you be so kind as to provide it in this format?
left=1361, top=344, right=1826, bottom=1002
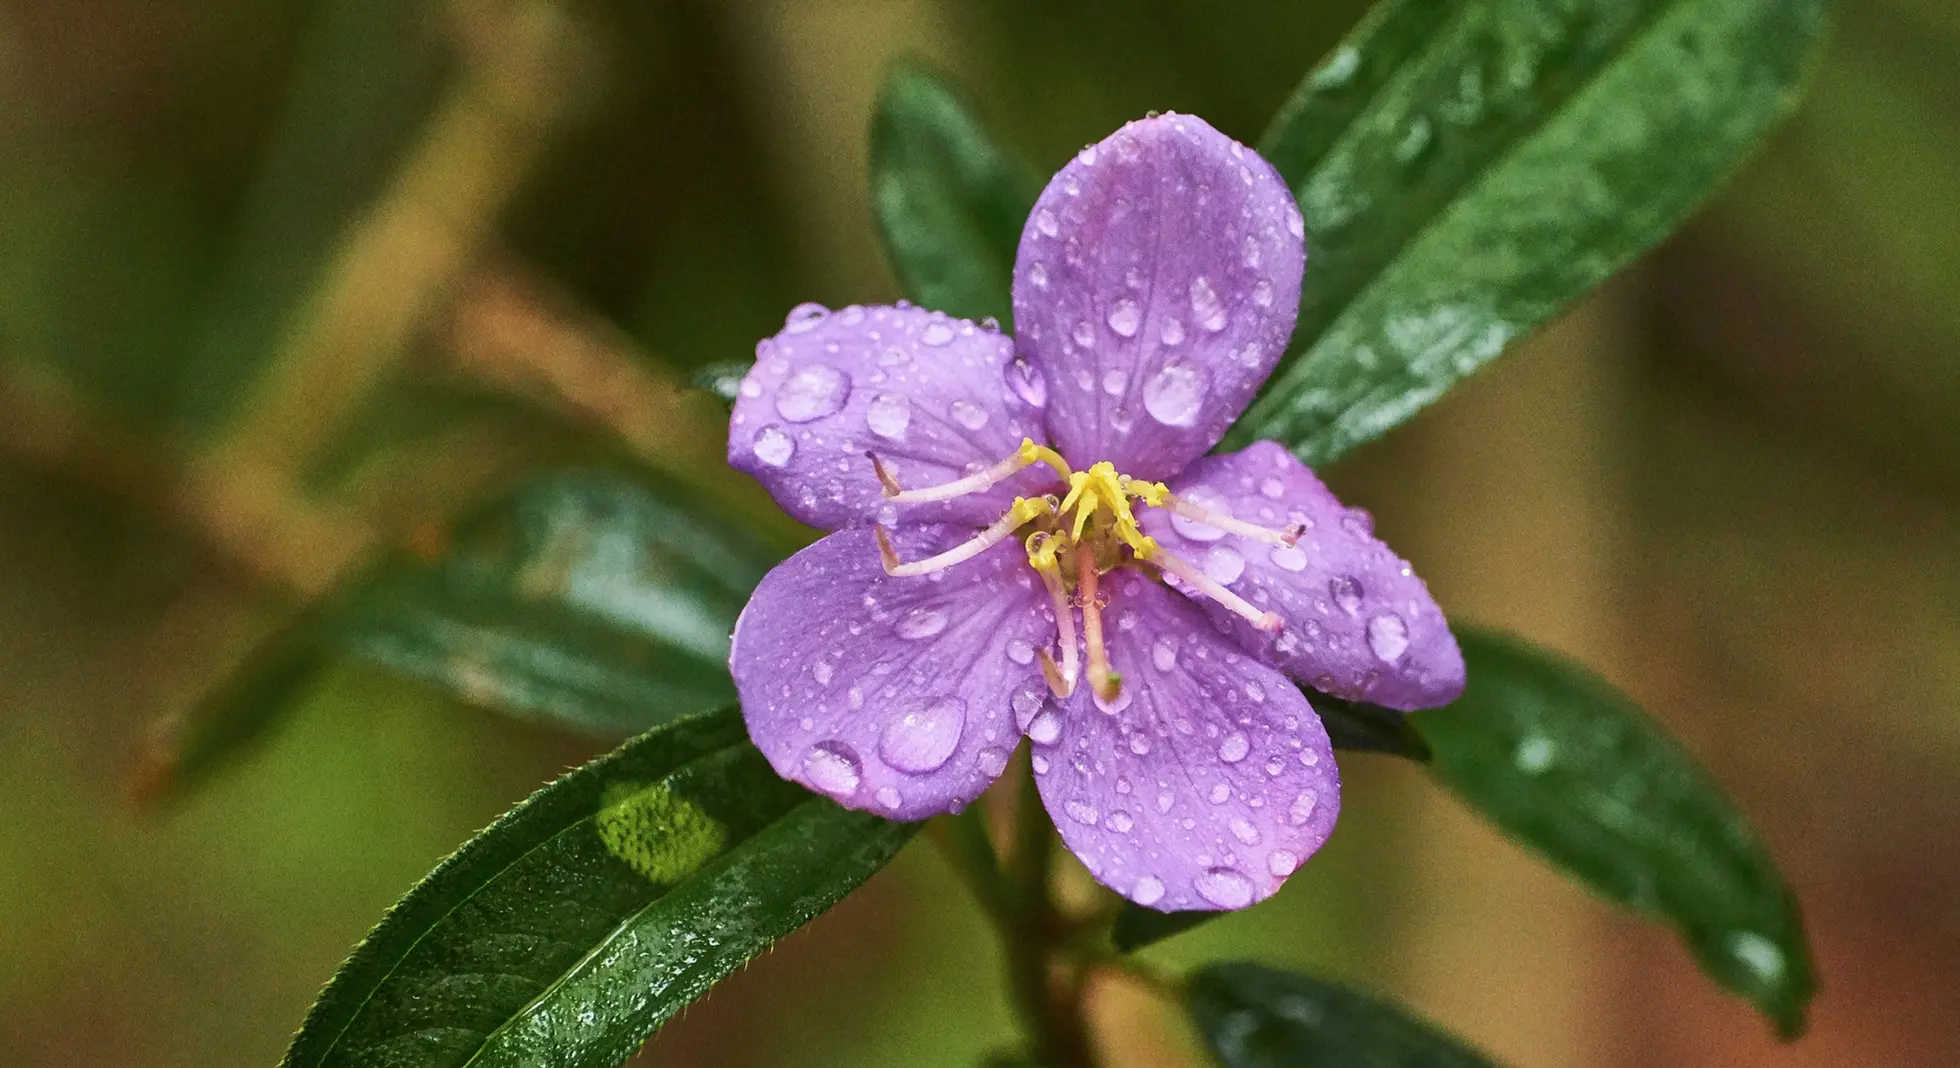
left=869, top=438, right=1300, bottom=702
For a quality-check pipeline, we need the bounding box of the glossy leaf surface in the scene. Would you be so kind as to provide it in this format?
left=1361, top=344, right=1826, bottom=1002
left=870, top=62, right=1036, bottom=327
left=1412, top=628, right=1813, bottom=1035
left=282, top=708, right=915, bottom=1068
left=1229, top=0, right=1832, bottom=463
left=337, top=470, right=774, bottom=736
left=1189, top=962, right=1500, bottom=1068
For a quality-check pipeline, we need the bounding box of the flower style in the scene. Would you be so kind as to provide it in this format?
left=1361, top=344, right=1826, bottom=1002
left=726, top=114, right=1464, bottom=911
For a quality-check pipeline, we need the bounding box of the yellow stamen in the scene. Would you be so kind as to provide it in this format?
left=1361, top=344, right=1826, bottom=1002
left=1078, top=550, right=1121, bottom=702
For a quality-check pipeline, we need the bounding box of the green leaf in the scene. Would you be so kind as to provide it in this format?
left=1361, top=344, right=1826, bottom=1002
left=1110, top=907, right=1219, bottom=953
left=690, top=359, right=752, bottom=408
left=282, top=707, right=915, bottom=1068
left=1188, top=962, right=1500, bottom=1068
left=336, top=470, right=776, bottom=736
left=870, top=62, right=1036, bottom=327
left=1311, top=692, right=1432, bottom=761
left=1412, top=628, right=1813, bottom=1035
left=1228, top=0, right=1832, bottom=464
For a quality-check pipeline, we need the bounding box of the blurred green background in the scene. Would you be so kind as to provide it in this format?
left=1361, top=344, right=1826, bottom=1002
left=2, top=1, right=1956, bottom=1066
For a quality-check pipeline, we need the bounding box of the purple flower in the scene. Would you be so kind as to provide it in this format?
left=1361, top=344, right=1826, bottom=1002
left=726, top=114, right=1463, bottom=911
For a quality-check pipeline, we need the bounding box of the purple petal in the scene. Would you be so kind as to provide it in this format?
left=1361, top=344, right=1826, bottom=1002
left=1139, top=440, right=1465, bottom=710
left=729, top=303, right=1058, bottom=531
left=1032, top=571, right=1339, bottom=911
left=730, top=524, right=1055, bottom=820
left=1011, top=115, right=1304, bottom=480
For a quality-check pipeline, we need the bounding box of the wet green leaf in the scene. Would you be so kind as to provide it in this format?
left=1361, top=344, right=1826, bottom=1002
left=690, top=360, right=752, bottom=408
left=1111, top=907, right=1219, bottom=953
left=282, top=707, right=914, bottom=1068
left=1229, top=0, right=1832, bottom=464
left=336, top=470, right=775, bottom=736
left=1188, top=962, right=1500, bottom=1068
left=870, top=62, right=1036, bottom=328
left=1311, top=692, right=1432, bottom=761
left=1412, top=628, right=1813, bottom=1036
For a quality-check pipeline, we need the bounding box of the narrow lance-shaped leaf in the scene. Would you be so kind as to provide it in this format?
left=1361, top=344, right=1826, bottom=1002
left=335, top=470, right=776, bottom=736
left=283, top=707, right=916, bottom=1068
left=1187, top=962, right=1502, bottom=1068
left=1228, top=0, right=1832, bottom=464
left=1411, top=628, right=1813, bottom=1036
left=870, top=62, right=1036, bottom=327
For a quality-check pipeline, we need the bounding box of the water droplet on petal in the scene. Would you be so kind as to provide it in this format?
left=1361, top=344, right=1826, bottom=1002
left=1102, top=369, right=1129, bottom=395
left=1218, top=731, right=1250, bottom=763
left=1035, top=209, right=1059, bottom=237
left=1209, top=782, right=1231, bottom=804
left=949, top=399, right=990, bottom=430
left=880, top=695, right=966, bottom=774
left=1107, top=810, right=1134, bottom=833
left=1006, top=638, right=1035, bottom=665
left=1329, top=575, right=1364, bottom=615
left=1269, top=545, right=1308, bottom=572
left=921, top=322, right=955, bottom=346
left=1287, top=790, right=1318, bottom=826
left=1259, top=477, right=1285, bottom=499
left=1342, top=508, right=1375, bottom=536
left=895, top=607, right=948, bottom=640
left=1170, top=488, right=1232, bottom=541
left=1143, top=365, right=1209, bottom=427
left=1230, top=818, right=1261, bottom=845
left=977, top=746, right=1010, bottom=777
left=1267, top=849, right=1300, bottom=877
left=775, top=364, right=848, bottom=422
left=1029, top=262, right=1050, bottom=288
left=1129, top=734, right=1153, bottom=756
left=1367, top=613, right=1409, bottom=662
left=1189, top=276, right=1228, bottom=332
left=1064, top=798, right=1099, bottom=825
left=1195, top=866, right=1254, bottom=908
left=867, top=393, right=911, bottom=438
left=1106, top=299, right=1141, bottom=338
left=1204, top=547, right=1245, bottom=585
left=751, top=425, right=795, bottom=467
left=1160, top=318, right=1185, bottom=346
left=1156, top=790, right=1175, bottom=814
left=784, top=302, right=829, bottom=333
left=1032, top=753, right=1050, bottom=774
left=875, top=785, right=903, bottom=810
left=1133, top=875, right=1165, bottom=906
left=1252, top=279, right=1275, bottom=308
left=1008, top=360, right=1048, bottom=407
left=1151, top=637, right=1179, bottom=672
left=1011, top=682, right=1046, bottom=730
left=1071, top=320, right=1096, bottom=349
left=812, top=661, right=834, bottom=686
left=804, top=741, right=862, bottom=797
left=1028, top=707, right=1062, bottom=746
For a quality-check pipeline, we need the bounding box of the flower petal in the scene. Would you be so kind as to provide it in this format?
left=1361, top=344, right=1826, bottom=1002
left=729, top=303, right=1058, bottom=531
left=1140, top=440, right=1465, bottom=710
left=1011, top=115, right=1304, bottom=479
left=730, top=524, right=1056, bottom=820
left=1032, top=571, right=1339, bottom=911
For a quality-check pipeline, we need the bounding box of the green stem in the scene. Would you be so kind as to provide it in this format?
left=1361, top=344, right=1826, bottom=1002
left=1001, top=756, right=1097, bottom=1068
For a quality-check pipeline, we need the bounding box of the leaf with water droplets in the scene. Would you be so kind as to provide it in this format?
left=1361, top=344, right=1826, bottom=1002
left=1411, top=628, right=1813, bottom=1036
left=870, top=62, right=1036, bottom=327
left=1187, top=962, right=1502, bottom=1068
left=1229, top=0, right=1832, bottom=464
left=690, top=359, right=752, bottom=409
left=281, top=707, right=915, bottom=1068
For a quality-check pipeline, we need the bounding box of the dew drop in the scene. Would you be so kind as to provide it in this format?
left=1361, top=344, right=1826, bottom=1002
left=1259, top=477, right=1286, bottom=499
left=1728, top=932, right=1785, bottom=984
left=1252, top=279, right=1275, bottom=308
left=1151, top=637, right=1179, bottom=672
left=1209, top=782, right=1232, bottom=804
left=920, top=322, right=955, bottom=346
left=1287, top=790, right=1318, bottom=826
left=1287, top=211, right=1305, bottom=239
left=1218, top=731, right=1250, bottom=763
left=1329, top=575, right=1364, bottom=615
left=1195, top=867, right=1255, bottom=908
left=1515, top=735, right=1555, bottom=774
left=1170, top=488, right=1232, bottom=541
left=1028, top=707, right=1063, bottom=746
left=1029, top=262, right=1050, bottom=288
left=1008, top=360, right=1048, bottom=407
left=1230, top=818, right=1261, bottom=845
left=739, top=377, right=762, bottom=398
left=804, top=741, right=862, bottom=797
left=1189, top=276, right=1228, bottom=332
left=880, top=346, right=909, bottom=366
left=867, top=393, right=911, bottom=439
left=879, top=695, right=966, bottom=774
left=812, top=660, right=834, bottom=686
left=1264, top=756, right=1286, bottom=777
left=1011, top=682, right=1046, bottom=730
left=1342, top=508, right=1374, bottom=536
left=1071, top=320, right=1096, bottom=349
left=1102, top=369, right=1129, bottom=395
left=1204, top=547, right=1245, bottom=585
left=1157, top=790, right=1175, bottom=814
left=1064, top=798, right=1099, bottom=825
left=1032, top=754, right=1050, bottom=774
left=1160, top=318, right=1186, bottom=346
left=977, top=746, right=1010, bottom=777
left=1367, top=613, right=1410, bottom=662
left=1269, top=545, right=1309, bottom=572
left=751, top=425, right=795, bottom=467
left=949, top=399, right=990, bottom=430
left=1106, top=299, right=1142, bottom=338
left=1267, top=849, right=1300, bottom=877
left=1143, top=365, right=1209, bottom=427
left=1133, top=876, right=1166, bottom=907
left=895, top=606, right=948, bottom=639
left=875, top=786, right=903, bottom=810
left=783, top=302, right=829, bottom=334
left=1130, top=734, right=1152, bottom=756
left=775, top=364, right=848, bottom=422
left=1107, top=810, right=1135, bottom=833
left=1035, top=209, right=1059, bottom=237
left=1006, top=638, right=1035, bottom=665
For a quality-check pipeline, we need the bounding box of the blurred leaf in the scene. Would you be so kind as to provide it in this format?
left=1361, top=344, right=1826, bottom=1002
left=282, top=707, right=916, bottom=1068
left=1228, top=0, right=1832, bottom=464
left=1187, top=962, right=1500, bottom=1068
left=1412, top=628, right=1813, bottom=1036
left=1311, top=692, right=1432, bottom=761
left=870, top=62, right=1036, bottom=328
left=336, top=470, right=775, bottom=736
left=1111, top=907, right=1218, bottom=953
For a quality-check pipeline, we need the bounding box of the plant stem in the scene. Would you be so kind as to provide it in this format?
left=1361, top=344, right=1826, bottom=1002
left=1001, top=756, right=1097, bottom=1068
